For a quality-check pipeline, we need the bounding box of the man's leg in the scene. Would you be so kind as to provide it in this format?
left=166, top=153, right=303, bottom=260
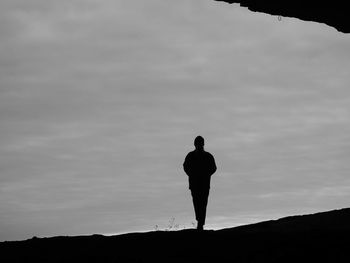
left=198, top=188, right=209, bottom=229
left=199, top=189, right=209, bottom=229
left=191, top=189, right=201, bottom=227
left=191, top=190, right=198, bottom=221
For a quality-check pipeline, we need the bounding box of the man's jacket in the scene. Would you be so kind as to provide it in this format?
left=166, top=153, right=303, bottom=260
left=183, top=150, right=217, bottom=190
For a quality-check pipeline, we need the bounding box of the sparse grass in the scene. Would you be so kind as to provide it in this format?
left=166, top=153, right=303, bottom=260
left=154, top=217, right=196, bottom=231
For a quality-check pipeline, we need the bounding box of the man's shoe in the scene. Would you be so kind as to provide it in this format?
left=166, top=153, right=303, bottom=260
left=197, top=224, right=204, bottom=231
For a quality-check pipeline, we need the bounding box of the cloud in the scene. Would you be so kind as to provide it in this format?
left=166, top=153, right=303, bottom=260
left=1, top=0, right=350, bottom=241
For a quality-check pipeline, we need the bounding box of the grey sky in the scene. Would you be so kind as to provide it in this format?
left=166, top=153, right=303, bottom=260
left=1, top=0, right=350, bottom=241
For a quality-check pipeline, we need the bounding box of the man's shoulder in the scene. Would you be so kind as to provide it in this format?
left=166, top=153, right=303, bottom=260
left=186, top=150, right=196, bottom=157
left=186, top=150, right=214, bottom=159
left=204, top=151, right=214, bottom=157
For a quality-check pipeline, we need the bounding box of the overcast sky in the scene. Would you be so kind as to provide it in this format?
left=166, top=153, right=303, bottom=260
left=1, top=0, right=350, bottom=241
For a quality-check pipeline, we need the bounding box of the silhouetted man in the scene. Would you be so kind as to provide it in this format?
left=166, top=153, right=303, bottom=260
left=183, top=136, right=217, bottom=230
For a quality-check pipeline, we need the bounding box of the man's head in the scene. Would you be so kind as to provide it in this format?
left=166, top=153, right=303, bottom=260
left=194, top=136, right=204, bottom=151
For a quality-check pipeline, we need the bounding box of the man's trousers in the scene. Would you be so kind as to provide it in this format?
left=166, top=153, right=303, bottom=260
left=191, top=188, right=210, bottom=226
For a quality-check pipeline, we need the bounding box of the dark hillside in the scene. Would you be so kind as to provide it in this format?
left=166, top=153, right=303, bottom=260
left=1, top=208, right=350, bottom=262
left=215, top=1, right=350, bottom=33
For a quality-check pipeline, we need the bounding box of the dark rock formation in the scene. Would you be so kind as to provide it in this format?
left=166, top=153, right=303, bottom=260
left=1, top=208, right=350, bottom=262
left=215, top=1, right=349, bottom=33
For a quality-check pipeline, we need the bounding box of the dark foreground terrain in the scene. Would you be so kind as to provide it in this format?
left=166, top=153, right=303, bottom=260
left=216, top=1, right=349, bottom=33
left=1, top=208, right=350, bottom=262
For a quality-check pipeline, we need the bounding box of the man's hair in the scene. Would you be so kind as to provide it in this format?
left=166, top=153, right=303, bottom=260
left=194, top=136, right=204, bottom=147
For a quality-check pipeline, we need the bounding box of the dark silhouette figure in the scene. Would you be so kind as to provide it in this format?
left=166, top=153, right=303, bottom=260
left=183, top=136, right=217, bottom=230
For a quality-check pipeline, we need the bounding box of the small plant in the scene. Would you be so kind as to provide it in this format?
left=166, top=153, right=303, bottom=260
left=154, top=217, right=184, bottom=231
left=154, top=218, right=199, bottom=231
left=166, top=217, right=179, bottom=231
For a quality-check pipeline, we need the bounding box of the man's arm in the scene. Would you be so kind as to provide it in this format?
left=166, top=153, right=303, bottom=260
left=209, top=154, right=217, bottom=176
left=183, top=153, right=192, bottom=176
